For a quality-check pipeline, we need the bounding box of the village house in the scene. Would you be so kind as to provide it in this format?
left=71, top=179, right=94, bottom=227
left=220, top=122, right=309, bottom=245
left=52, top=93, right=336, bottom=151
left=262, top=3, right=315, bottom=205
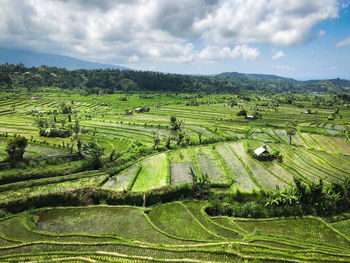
left=254, top=146, right=269, bottom=156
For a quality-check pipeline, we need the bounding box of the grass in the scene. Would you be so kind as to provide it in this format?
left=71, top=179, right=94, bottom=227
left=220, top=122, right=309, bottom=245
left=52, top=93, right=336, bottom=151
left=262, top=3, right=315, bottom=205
left=184, top=201, right=242, bottom=240
left=37, top=206, right=186, bottom=244
left=0, top=171, right=106, bottom=203
left=102, top=164, right=139, bottom=191
left=230, top=142, right=287, bottom=190
left=332, top=219, right=350, bottom=238
left=216, top=143, right=257, bottom=192
left=170, top=162, right=193, bottom=186
left=132, top=153, right=168, bottom=191
left=235, top=218, right=350, bottom=248
left=193, top=146, right=229, bottom=184
left=148, top=202, right=218, bottom=241
left=1, top=91, right=350, bottom=261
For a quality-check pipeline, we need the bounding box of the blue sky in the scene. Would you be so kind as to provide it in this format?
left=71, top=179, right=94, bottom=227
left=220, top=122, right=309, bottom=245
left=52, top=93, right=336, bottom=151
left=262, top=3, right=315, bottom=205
left=0, top=0, right=349, bottom=80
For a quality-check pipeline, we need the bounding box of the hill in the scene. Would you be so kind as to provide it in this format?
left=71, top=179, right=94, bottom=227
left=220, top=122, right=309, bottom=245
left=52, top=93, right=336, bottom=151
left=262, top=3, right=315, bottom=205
left=0, top=47, right=128, bottom=70
left=216, top=71, right=294, bottom=81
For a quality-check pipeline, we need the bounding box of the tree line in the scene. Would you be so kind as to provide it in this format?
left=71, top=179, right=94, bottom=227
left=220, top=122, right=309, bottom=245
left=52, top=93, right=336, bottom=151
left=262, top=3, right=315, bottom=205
left=0, top=63, right=348, bottom=94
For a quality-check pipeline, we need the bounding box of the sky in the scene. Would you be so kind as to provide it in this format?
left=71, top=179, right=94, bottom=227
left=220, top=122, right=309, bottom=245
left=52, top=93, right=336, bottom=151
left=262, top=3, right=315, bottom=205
left=0, top=0, right=349, bottom=80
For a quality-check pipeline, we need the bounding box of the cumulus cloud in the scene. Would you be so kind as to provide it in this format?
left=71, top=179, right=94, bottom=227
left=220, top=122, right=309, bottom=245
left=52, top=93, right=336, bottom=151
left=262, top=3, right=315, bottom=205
left=197, top=45, right=260, bottom=62
left=272, top=51, right=285, bottom=60
left=337, top=36, right=350, bottom=47
left=0, top=0, right=339, bottom=66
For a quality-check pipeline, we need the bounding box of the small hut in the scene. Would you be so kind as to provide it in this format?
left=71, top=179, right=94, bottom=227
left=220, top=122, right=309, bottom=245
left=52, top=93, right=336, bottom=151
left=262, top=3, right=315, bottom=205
left=254, top=146, right=269, bottom=156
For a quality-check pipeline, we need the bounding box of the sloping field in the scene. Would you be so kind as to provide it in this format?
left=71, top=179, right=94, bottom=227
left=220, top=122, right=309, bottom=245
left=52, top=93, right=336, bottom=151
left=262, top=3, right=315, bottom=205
left=168, top=148, right=194, bottom=186
left=132, top=153, right=168, bottom=191
left=271, top=143, right=333, bottom=183
left=170, top=162, right=193, bottom=186
left=216, top=143, right=257, bottom=192
left=229, top=142, right=288, bottom=190
left=37, top=206, right=184, bottom=244
left=0, top=171, right=106, bottom=203
left=312, top=134, right=339, bottom=154
left=102, top=164, right=139, bottom=191
left=332, top=219, right=350, bottom=238
left=193, top=146, right=228, bottom=184
left=0, top=202, right=349, bottom=262
left=301, top=133, right=322, bottom=150
left=148, top=202, right=219, bottom=241
left=234, top=218, right=350, bottom=248
left=184, top=201, right=242, bottom=240
left=328, top=137, right=350, bottom=155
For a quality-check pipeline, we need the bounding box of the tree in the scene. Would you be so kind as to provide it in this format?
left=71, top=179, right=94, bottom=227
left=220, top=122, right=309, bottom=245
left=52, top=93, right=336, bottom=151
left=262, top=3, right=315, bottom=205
left=61, top=103, right=72, bottom=114
left=73, top=118, right=80, bottom=138
left=237, top=109, right=247, bottom=117
left=190, top=167, right=211, bottom=198
left=198, top=132, right=202, bottom=144
left=286, top=127, right=296, bottom=145
left=165, top=136, right=172, bottom=149
left=81, top=140, right=104, bottom=169
left=286, top=121, right=297, bottom=145
left=153, top=134, right=160, bottom=150
left=170, top=116, right=182, bottom=131
left=6, top=136, right=28, bottom=161
left=176, top=131, right=185, bottom=145
left=77, top=139, right=82, bottom=153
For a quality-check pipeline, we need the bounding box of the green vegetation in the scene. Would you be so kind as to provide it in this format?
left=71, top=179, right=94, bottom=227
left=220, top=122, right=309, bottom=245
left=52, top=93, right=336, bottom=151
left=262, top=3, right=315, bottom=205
left=0, top=64, right=350, bottom=261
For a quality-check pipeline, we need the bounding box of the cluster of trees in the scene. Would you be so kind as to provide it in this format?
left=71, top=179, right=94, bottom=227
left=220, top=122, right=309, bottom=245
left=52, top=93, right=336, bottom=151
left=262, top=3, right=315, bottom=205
left=5, top=136, right=28, bottom=161
left=34, top=102, right=79, bottom=138
left=207, top=176, right=350, bottom=218
left=39, top=128, right=72, bottom=138
left=1, top=63, right=349, bottom=94
left=247, top=147, right=282, bottom=162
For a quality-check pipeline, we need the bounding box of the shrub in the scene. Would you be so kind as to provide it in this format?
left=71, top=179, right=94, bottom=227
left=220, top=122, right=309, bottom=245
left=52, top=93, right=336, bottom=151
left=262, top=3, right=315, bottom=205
left=5, top=136, right=28, bottom=161
left=39, top=128, right=72, bottom=138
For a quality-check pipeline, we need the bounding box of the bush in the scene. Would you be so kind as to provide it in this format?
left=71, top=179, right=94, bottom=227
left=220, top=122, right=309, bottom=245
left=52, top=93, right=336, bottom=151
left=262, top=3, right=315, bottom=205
left=5, top=136, right=28, bottom=161
left=39, top=128, right=72, bottom=138
left=237, top=109, right=247, bottom=116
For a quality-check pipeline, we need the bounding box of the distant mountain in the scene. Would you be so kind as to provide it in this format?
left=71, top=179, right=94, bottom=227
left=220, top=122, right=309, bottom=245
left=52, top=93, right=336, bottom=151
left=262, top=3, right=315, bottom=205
left=0, top=47, right=128, bottom=70
left=216, top=71, right=294, bottom=81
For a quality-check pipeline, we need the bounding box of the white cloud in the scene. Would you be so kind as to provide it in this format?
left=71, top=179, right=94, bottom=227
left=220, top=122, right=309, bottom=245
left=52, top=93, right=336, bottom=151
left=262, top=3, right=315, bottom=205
left=0, top=0, right=339, bottom=66
left=197, top=45, right=260, bottom=62
left=319, top=30, right=326, bottom=37
left=337, top=36, right=350, bottom=47
left=310, top=51, right=316, bottom=57
left=272, top=51, right=285, bottom=60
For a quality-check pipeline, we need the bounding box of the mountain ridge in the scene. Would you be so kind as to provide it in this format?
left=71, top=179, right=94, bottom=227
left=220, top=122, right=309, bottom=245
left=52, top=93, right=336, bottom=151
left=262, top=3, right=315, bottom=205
left=0, top=47, right=128, bottom=70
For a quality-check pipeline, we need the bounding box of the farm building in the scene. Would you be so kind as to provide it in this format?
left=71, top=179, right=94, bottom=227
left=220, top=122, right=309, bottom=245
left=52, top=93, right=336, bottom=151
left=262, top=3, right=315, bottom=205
left=135, top=108, right=143, bottom=113
left=31, top=96, right=39, bottom=100
left=246, top=115, right=255, bottom=120
left=254, top=146, right=269, bottom=156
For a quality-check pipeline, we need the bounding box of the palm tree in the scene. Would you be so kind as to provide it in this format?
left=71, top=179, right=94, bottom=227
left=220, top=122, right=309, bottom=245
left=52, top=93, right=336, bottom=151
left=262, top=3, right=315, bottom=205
left=286, top=120, right=297, bottom=145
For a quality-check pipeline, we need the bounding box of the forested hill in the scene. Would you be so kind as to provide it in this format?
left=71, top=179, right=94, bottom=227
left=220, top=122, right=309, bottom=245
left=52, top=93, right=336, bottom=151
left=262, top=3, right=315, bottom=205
left=0, top=63, right=349, bottom=94
left=216, top=72, right=294, bottom=81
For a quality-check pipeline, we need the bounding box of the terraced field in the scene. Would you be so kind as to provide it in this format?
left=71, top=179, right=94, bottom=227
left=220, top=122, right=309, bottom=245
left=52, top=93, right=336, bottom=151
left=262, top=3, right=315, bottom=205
left=1, top=92, right=350, bottom=261
left=0, top=202, right=350, bottom=262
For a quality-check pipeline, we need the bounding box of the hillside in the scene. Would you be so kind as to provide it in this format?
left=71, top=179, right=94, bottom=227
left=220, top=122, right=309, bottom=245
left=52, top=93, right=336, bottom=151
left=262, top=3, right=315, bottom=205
left=0, top=63, right=350, bottom=94
left=216, top=71, right=294, bottom=81
left=0, top=47, right=128, bottom=70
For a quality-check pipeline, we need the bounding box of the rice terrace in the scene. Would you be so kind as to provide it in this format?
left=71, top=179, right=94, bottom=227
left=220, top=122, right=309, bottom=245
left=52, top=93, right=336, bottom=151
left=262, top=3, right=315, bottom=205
left=1, top=0, right=350, bottom=262
left=0, top=63, right=349, bottom=262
